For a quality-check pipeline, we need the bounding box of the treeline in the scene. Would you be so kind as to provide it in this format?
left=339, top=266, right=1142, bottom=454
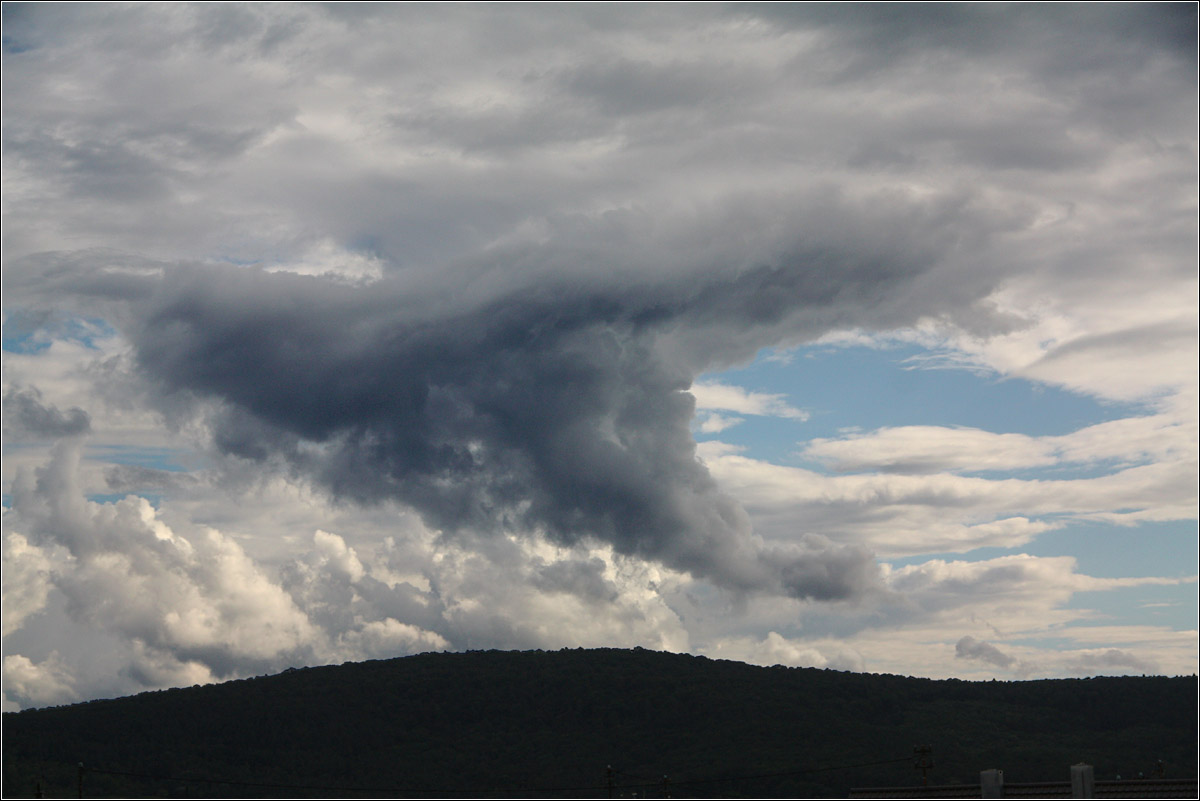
left=3, top=647, right=1196, bottom=798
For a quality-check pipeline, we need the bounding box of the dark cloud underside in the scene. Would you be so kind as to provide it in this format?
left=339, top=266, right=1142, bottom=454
left=116, top=231, right=949, bottom=599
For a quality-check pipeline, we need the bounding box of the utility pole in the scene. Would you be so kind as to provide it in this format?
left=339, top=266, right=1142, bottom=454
left=913, top=745, right=933, bottom=786
left=77, top=763, right=84, bottom=799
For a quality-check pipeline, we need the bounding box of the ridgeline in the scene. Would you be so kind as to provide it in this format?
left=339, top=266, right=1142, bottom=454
left=3, top=647, right=1196, bottom=798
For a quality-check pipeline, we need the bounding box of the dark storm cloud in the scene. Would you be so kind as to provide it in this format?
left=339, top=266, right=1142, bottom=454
left=3, top=387, right=91, bottom=438
left=10, top=180, right=998, bottom=601
left=118, top=260, right=783, bottom=592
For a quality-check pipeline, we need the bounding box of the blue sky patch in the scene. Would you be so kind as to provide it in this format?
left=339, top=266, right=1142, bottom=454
left=698, top=342, right=1145, bottom=443
left=3, top=309, right=120, bottom=353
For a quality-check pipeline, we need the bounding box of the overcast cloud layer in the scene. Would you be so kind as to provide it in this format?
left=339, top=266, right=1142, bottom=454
left=3, top=3, right=1196, bottom=709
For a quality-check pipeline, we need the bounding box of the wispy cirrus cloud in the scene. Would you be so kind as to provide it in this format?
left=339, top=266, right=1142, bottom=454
left=801, top=412, right=1195, bottom=475
left=690, top=381, right=810, bottom=422
left=700, top=443, right=1196, bottom=555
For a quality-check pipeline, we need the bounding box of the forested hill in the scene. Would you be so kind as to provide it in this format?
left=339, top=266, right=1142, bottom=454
left=3, top=648, right=1196, bottom=798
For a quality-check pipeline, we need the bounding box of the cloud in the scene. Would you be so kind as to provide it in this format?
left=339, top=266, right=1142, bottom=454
left=884, top=555, right=1194, bottom=615
left=2, top=386, right=91, bottom=438
left=7, top=440, right=318, bottom=679
left=706, top=631, right=866, bottom=672
left=2, top=3, right=1195, bottom=699
left=3, top=653, right=76, bottom=709
left=696, top=412, right=744, bottom=434
left=803, top=426, right=1058, bottom=474
left=1, top=439, right=699, bottom=707
left=337, top=618, right=448, bottom=661
left=281, top=525, right=694, bottom=659
left=312, top=529, right=365, bottom=583
left=1, top=532, right=61, bottom=637
left=2, top=437, right=1189, bottom=707
left=955, top=635, right=1017, bottom=668
left=801, top=412, right=1196, bottom=475
left=690, top=381, right=809, bottom=421
left=683, top=552, right=1193, bottom=681
left=700, top=443, right=1195, bottom=556
left=532, top=556, right=620, bottom=603
left=119, top=641, right=216, bottom=695
left=5, top=6, right=1190, bottom=599
left=904, top=278, right=1198, bottom=411
left=14, top=237, right=947, bottom=601
left=1064, top=648, right=1158, bottom=676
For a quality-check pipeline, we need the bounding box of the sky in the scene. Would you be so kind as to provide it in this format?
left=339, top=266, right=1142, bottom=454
left=1, top=2, right=1196, bottom=711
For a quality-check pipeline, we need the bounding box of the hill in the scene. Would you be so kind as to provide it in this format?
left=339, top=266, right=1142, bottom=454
left=3, top=647, right=1196, bottom=798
